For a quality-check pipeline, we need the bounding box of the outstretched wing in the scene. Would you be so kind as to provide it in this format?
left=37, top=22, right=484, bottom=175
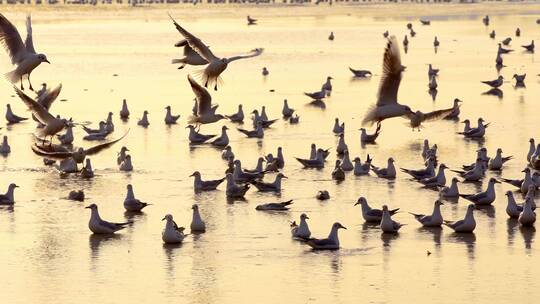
left=376, top=36, right=403, bottom=106
left=418, top=108, right=455, bottom=122
left=226, top=48, right=264, bottom=62
left=25, top=14, right=35, bottom=54
left=0, top=13, right=27, bottom=64
left=187, top=75, right=212, bottom=115
left=37, top=83, right=62, bottom=110
left=168, top=15, right=217, bottom=62
left=84, top=130, right=129, bottom=155
left=13, top=86, right=55, bottom=125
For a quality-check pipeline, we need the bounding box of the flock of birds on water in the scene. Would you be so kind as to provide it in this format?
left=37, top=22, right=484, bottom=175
left=0, top=12, right=538, bottom=250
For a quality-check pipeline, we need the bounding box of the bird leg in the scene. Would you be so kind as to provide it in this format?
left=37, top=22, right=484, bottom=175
left=204, top=79, right=209, bottom=88
left=214, top=83, right=218, bottom=91
left=20, top=76, right=24, bottom=90
left=28, top=74, right=34, bottom=91
left=177, top=64, right=185, bottom=70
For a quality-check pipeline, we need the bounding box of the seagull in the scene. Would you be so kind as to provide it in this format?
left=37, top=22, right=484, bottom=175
left=82, top=121, right=107, bottom=135
left=169, top=15, right=263, bottom=90
left=0, top=14, right=50, bottom=90
left=123, top=184, right=151, bottom=212
left=261, top=67, right=269, bottom=76
left=251, top=109, right=277, bottom=128
left=530, top=143, right=540, bottom=169
left=331, top=160, right=345, bottom=181
left=316, top=190, right=330, bottom=200
left=383, top=30, right=389, bottom=38
left=359, top=122, right=381, bottom=144
left=410, top=28, right=416, bottom=37
left=116, top=146, right=129, bottom=165
left=171, top=39, right=208, bottom=69
left=256, top=200, right=293, bottom=211
left=341, top=150, right=354, bottom=171
left=137, top=111, right=149, bottom=127
left=332, top=118, right=344, bottom=134
left=362, top=36, right=414, bottom=126
left=401, top=158, right=436, bottom=180
left=518, top=198, right=536, bottom=227
left=453, top=159, right=486, bottom=182
left=489, top=30, right=495, bottom=39
left=428, top=64, right=439, bottom=77
left=527, top=138, right=536, bottom=162
left=85, top=204, right=129, bottom=234
left=433, top=36, right=439, bottom=48
left=515, top=28, right=520, bottom=37
left=505, top=191, right=523, bottom=219
left=353, top=155, right=372, bottom=176
left=119, top=99, right=129, bottom=120
left=289, top=114, right=300, bottom=124
left=57, top=125, right=74, bottom=145
left=80, top=158, right=94, bottom=178
left=513, top=74, right=526, bottom=86
left=5, top=104, right=28, bottom=124
left=13, top=86, right=68, bottom=145
left=162, top=214, right=185, bottom=244
left=500, top=168, right=534, bottom=194
left=56, top=157, right=78, bottom=173
left=296, top=148, right=325, bottom=168
left=481, top=76, right=503, bottom=88
left=304, top=89, right=326, bottom=101
left=68, top=190, right=84, bottom=202
left=0, top=135, right=10, bottom=155
left=190, top=171, right=225, bottom=191
left=251, top=173, right=287, bottom=192
left=349, top=67, right=372, bottom=78
left=0, top=183, right=18, bottom=204
left=247, top=15, right=257, bottom=25
left=164, top=106, right=180, bottom=125
left=459, top=178, right=500, bottom=205
left=211, top=126, right=229, bottom=147
left=488, top=148, right=512, bottom=170
left=291, top=213, right=311, bottom=240
left=380, top=205, right=405, bottom=233
left=371, top=157, right=396, bottom=179
left=407, top=108, right=454, bottom=131
left=104, top=112, right=114, bottom=133
left=428, top=75, right=438, bottom=90
left=244, top=157, right=264, bottom=174
left=457, top=118, right=488, bottom=138
left=190, top=204, right=206, bottom=232
left=420, top=19, right=430, bottom=25
left=522, top=40, right=535, bottom=52
left=418, top=164, right=448, bottom=187
left=501, top=37, right=512, bottom=46
left=119, top=155, right=133, bottom=172
left=443, top=204, right=476, bottom=233
left=226, top=104, right=244, bottom=123
left=482, top=15, right=489, bottom=26
left=354, top=197, right=399, bottom=223
left=409, top=200, right=444, bottom=227
left=233, top=160, right=264, bottom=183
left=225, top=173, right=250, bottom=198
left=306, top=222, right=346, bottom=250
left=221, top=146, right=234, bottom=161
left=443, top=98, right=463, bottom=120
left=282, top=99, right=295, bottom=118
left=237, top=121, right=264, bottom=138
left=336, top=133, right=348, bottom=155
left=328, top=32, right=334, bottom=41
left=497, top=43, right=513, bottom=54
left=186, top=125, right=216, bottom=144
left=439, top=177, right=460, bottom=199
left=321, top=76, right=333, bottom=96
left=403, top=35, right=409, bottom=48
left=187, top=75, right=225, bottom=125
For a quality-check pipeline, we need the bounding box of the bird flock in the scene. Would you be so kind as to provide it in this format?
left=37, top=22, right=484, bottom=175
left=0, top=12, right=538, bottom=251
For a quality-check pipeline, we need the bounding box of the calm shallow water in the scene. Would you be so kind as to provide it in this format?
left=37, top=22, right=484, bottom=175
left=0, top=4, right=539, bottom=303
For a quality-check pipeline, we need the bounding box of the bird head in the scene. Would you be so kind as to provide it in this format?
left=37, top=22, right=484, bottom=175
left=37, top=54, right=50, bottom=64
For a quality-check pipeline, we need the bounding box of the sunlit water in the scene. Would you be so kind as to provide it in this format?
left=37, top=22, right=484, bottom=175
left=0, top=3, right=539, bottom=303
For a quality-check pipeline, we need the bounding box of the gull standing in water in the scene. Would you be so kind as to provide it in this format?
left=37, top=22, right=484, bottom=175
left=291, top=213, right=311, bottom=240
left=0, top=14, right=50, bottom=90
left=410, top=200, right=444, bottom=227
left=116, top=146, right=129, bottom=165
left=336, top=133, right=348, bottom=155
left=401, top=158, right=435, bottom=180
left=0, top=183, right=18, bottom=204
left=460, top=178, right=500, bottom=205
left=527, top=138, right=536, bottom=162
left=85, top=204, right=129, bottom=234
left=164, top=106, right=180, bottom=125
left=226, top=104, right=244, bottom=123
left=169, top=15, right=263, bottom=90
left=296, top=148, right=325, bottom=168
left=188, top=75, right=225, bottom=125
left=359, top=122, right=381, bottom=144
left=500, top=168, right=533, bottom=194
left=354, top=197, right=399, bottom=223
left=304, top=89, right=326, bottom=101
left=211, top=126, right=229, bottom=147
left=380, top=205, right=405, bottom=233
left=481, top=76, right=503, bottom=88
left=443, top=98, right=463, bottom=120
left=123, top=184, right=151, bottom=212
left=190, top=204, right=206, bottom=232
left=190, top=171, right=225, bottom=191
left=306, top=222, right=346, bottom=250
left=282, top=99, right=295, bottom=118
left=518, top=199, right=536, bottom=227
left=505, top=191, right=523, bottom=219
left=237, top=121, right=264, bottom=138
left=443, top=204, right=476, bottom=233
left=225, top=173, right=250, bottom=198
left=341, top=150, right=354, bottom=171
left=488, top=148, right=512, bottom=170
left=331, top=160, right=345, bottom=181
left=371, top=157, right=396, bottom=179
left=418, top=164, right=448, bottom=187
left=512, top=74, right=526, bottom=86
left=80, top=158, right=94, bottom=178
left=162, top=214, right=185, bottom=244
left=321, top=76, right=333, bottom=96
left=458, top=118, right=488, bottom=139
left=522, top=40, right=535, bottom=52
left=186, top=125, right=216, bottom=144
left=332, top=118, right=344, bottom=134
left=0, top=136, right=10, bottom=155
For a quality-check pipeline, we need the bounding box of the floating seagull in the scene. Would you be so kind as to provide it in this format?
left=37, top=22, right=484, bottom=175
left=188, top=75, right=225, bottom=125
left=306, top=222, right=346, bottom=250
left=233, top=160, right=264, bottom=182
left=0, top=14, right=50, bottom=90
left=82, top=121, right=107, bottom=135
left=428, top=75, right=438, bottom=90
left=336, top=133, right=348, bottom=155
left=244, top=157, right=264, bottom=174
left=518, top=198, right=536, bottom=227
left=68, top=190, right=84, bottom=202
left=362, top=36, right=414, bottom=126
left=443, top=98, right=462, bottom=120
left=221, top=146, right=234, bottom=160
left=443, top=204, right=476, bottom=233
left=353, top=155, right=372, bottom=176
left=439, top=177, right=460, bottom=199
left=282, top=99, right=295, bottom=118
left=226, top=104, right=244, bottom=123
left=527, top=138, right=536, bottom=162
left=260, top=106, right=269, bottom=121
left=251, top=109, right=277, bottom=128
left=513, top=74, right=526, bottom=86
left=57, top=125, right=74, bottom=145
left=522, top=40, right=535, bottom=52
left=296, top=148, right=325, bottom=168
left=331, top=160, right=345, bottom=181
left=261, top=66, right=269, bottom=76
left=341, top=150, right=354, bottom=171
left=5, top=104, right=28, bottom=124
left=500, top=168, right=534, bottom=194
left=105, top=112, right=114, bottom=133
left=83, top=131, right=109, bottom=142
left=418, top=164, right=448, bottom=187
left=119, top=155, right=133, bottom=172
left=349, top=67, right=372, bottom=78
left=371, top=157, right=396, bottom=179
left=501, top=37, right=512, bottom=46
left=489, top=30, right=495, bottom=39
left=481, top=75, right=503, bottom=88
left=171, top=39, right=208, bottom=69
left=0, top=183, right=18, bottom=204
left=247, top=15, right=257, bottom=26
left=403, top=35, right=409, bottom=48
left=505, top=191, right=523, bottom=219
left=328, top=32, right=334, bottom=41
left=137, top=111, right=149, bottom=127
left=190, top=204, right=206, bottom=232
left=164, top=106, right=180, bottom=125
left=291, top=213, right=311, bottom=240
left=410, top=200, right=444, bottom=227
left=251, top=173, right=287, bottom=192
left=359, top=122, right=381, bottom=144
left=80, top=158, right=94, bottom=178
left=85, top=204, right=129, bottom=234
left=210, top=126, right=229, bottom=147
left=459, top=178, right=499, bottom=205
left=256, top=199, right=293, bottom=211
left=169, top=15, right=263, bottom=90
left=225, top=173, right=250, bottom=198
left=289, top=114, right=300, bottom=124
left=237, top=120, right=264, bottom=138
left=162, top=214, right=185, bottom=244
left=401, top=158, right=435, bottom=180
left=453, top=160, right=486, bottom=182
left=0, top=135, right=10, bottom=155
left=116, top=146, right=129, bottom=165
left=354, top=197, right=399, bottom=223
left=488, top=148, right=512, bottom=170
left=316, top=190, right=330, bottom=200
left=190, top=171, right=225, bottom=191
left=332, top=118, right=344, bottom=134
left=321, top=76, right=333, bottom=96
left=123, top=184, right=150, bottom=212
left=380, top=205, right=405, bottom=233
left=119, top=99, right=129, bottom=120
left=186, top=125, right=215, bottom=144
left=457, top=118, right=488, bottom=138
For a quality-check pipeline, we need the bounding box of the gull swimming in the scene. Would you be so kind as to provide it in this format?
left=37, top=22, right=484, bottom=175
left=518, top=198, right=536, bottom=227
left=171, top=39, right=208, bottom=69
left=119, top=99, right=129, bottom=120
left=262, top=67, right=269, bottom=76
left=169, top=15, right=263, bottom=90
left=489, top=30, right=495, bottom=39
left=512, top=74, right=526, bottom=86
left=162, top=214, right=185, bottom=244
left=0, top=14, right=50, bottom=90
left=256, top=200, right=293, bottom=211
left=190, top=204, right=206, bottom=232
left=221, top=146, right=234, bottom=160
left=291, top=213, right=311, bottom=240
left=380, top=205, right=405, bottom=233
left=0, top=183, right=18, bottom=204
left=57, top=125, right=74, bottom=145
left=119, top=155, right=133, bottom=172
left=418, top=164, right=448, bottom=187
left=211, top=126, right=229, bottom=147
left=332, top=118, right=344, bottom=134
left=306, top=222, right=346, bottom=250
left=530, top=144, right=540, bottom=169
left=428, top=75, right=438, bottom=90
left=428, top=64, right=439, bottom=77
left=501, top=37, right=512, bottom=46
left=354, top=197, right=399, bottom=223
left=123, top=184, right=151, bottom=212
left=443, top=98, right=463, bottom=120
left=237, top=121, right=264, bottom=138
left=304, top=89, right=326, bottom=101
left=164, top=106, right=180, bottom=125
left=186, top=125, right=216, bottom=144
left=497, top=43, right=513, bottom=54
left=452, top=159, right=486, bottom=182
left=190, top=171, right=225, bottom=191
left=233, top=159, right=264, bottom=182
left=331, top=160, right=345, bottom=181
left=244, top=157, right=264, bottom=174
left=409, top=200, right=444, bottom=227
left=225, top=173, right=250, bottom=198
left=105, top=112, right=114, bottom=133
left=443, top=204, right=476, bottom=233
left=336, top=133, right=348, bottom=155
left=328, top=32, right=334, bottom=41
left=359, top=122, right=381, bottom=144
left=80, top=158, right=94, bottom=178
left=458, top=118, right=488, bottom=138
left=401, top=158, right=436, bottom=180
left=349, top=67, right=372, bottom=78
left=226, top=104, right=244, bottom=123
left=5, top=104, right=28, bottom=124
left=137, top=111, right=149, bottom=127
left=116, top=146, right=129, bottom=165
left=251, top=173, right=287, bottom=193
left=316, top=190, right=330, bottom=200
left=247, top=15, right=257, bottom=25
left=56, top=157, right=78, bottom=173
left=527, top=138, right=536, bottom=162
left=82, top=121, right=107, bottom=135
left=85, top=203, right=129, bottom=234
left=0, top=135, right=10, bottom=155
left=439, top=177, right=460, bottom=199
left=68, top=190, right=84, bottom=202
left=371, top=157, right=396, bottom=179
left=353, top=155, right=372, bottom=176
left=251, top=109, right=276, bottom=128
left=296, top=148, right=325, bottom=168
left=460, top=178, right=500, bottom=205
left=282, top=99, right=295, bottom=118
left=488, top=148, right=512, bottom=170
left=341, top=150, right=353, bottom=171
left=188, top=75, right=225, bottom=125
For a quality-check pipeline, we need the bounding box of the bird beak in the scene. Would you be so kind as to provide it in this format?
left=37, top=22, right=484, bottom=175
left=45, top=59, right=50, bottom=64
left=14, top=185, right=19, bottom=188
left=189, top=173, right=194, bottom=177
left=84, top=205, right=91, bottom=209
left=354, top=201, right=360, bottom=206
left=494, top=180, right=501, bottom=184
left=162, top=217, right=166, bottom=221
left=305, top=216, right=309, bottom=219
left=282, top=175, right=288, bottom=179
left=340, top=225, right=347, bottom=230
left=185, top=126, right=190, bottom=129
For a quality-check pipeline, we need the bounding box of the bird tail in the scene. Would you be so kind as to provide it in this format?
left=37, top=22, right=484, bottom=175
left=5, top=69, right=19, bottom=83
left=361, top=104, right=377, bottom=126
left=171, top=58, right=187, bottom=64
